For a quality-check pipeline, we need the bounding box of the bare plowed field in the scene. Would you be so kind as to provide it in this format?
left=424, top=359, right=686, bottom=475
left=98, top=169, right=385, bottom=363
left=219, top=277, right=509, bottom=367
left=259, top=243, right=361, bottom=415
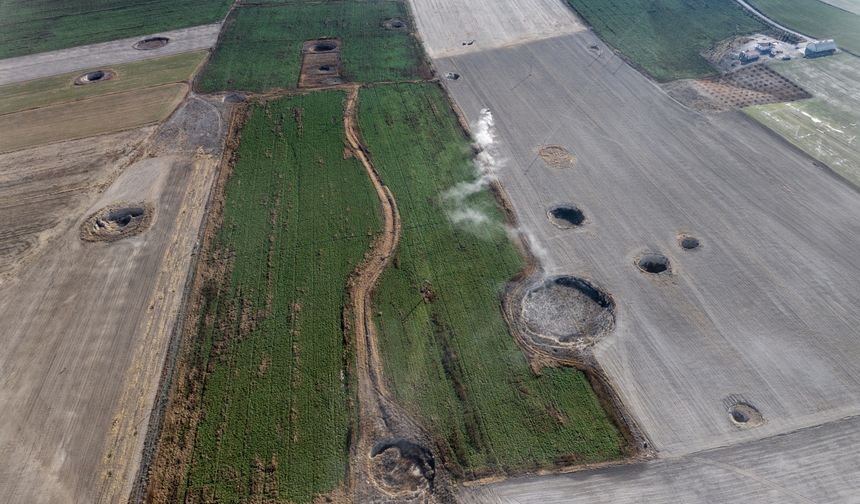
left=0, top=83, right=187, bottom=153
left=0, top=95, right=229, bottom=504
left=0, top=128, right=151, bottom=277
left=431, top=30, right=860, bottom=458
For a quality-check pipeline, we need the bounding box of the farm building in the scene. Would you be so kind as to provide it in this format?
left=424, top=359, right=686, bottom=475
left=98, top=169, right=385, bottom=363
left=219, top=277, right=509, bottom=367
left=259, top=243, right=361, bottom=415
left=740, top=50, right=760, bottom=63
left=805, top=39, right=837, bottom=57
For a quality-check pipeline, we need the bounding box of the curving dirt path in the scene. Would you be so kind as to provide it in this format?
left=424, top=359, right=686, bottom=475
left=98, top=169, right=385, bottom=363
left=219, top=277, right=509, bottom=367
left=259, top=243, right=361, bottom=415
left=342, top=85, right=452, bottom=503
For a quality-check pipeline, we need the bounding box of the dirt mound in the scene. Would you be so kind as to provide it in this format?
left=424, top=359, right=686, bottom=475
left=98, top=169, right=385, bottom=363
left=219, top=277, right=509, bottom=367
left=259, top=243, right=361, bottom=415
left=547, top=205, right=584, bottom=228
left=637, top=253, right=670, bottom=274
left=74, top=69, right=114, bottom=85
left=133, top=36, right=169, bottom=50
left=538, top=145, right=575, bottom=168
left=383, top=18, right=409, bottom=30
left=370, top=439, right=435, bottom=498
left=80, top=202, right=153, bottom=242
left=520, top=276, right=615, bottom=344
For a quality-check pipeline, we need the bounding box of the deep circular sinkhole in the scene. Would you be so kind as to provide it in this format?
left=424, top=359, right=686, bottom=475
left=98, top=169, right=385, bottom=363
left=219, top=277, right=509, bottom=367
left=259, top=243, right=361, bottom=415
left=133, top=36, right=169, bottom=50
left=547, top=205, right=585, bottom=228
left=679, top=235, right=700, bottom=250
left=313, top=41, right=337, bottom=52
left=81, top=203, right=153, bottom=242
left=520, top=275, right=615, bottom=343
left=318, top=65, right=333, bottom=72
left=445, top=72, right=460, bottom=80
left=729, top=403, right=764, bottom=428
left=637, top=253, right=670, bottom=274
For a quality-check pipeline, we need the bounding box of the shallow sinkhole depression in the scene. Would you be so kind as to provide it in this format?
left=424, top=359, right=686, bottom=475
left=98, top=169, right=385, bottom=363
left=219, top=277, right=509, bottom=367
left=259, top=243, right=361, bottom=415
left=133, top=36, right=169, bottom=50
left=370, top=439, right=435, bottom=494
left=81, top=203, right=152, bottom=242
left=679, top=235, right=700, bottom=250
left=729, top=402, right=764, bottom=428
left=383, top=18, right=408, bottom=30
left=637, top=253, right=670, bottom=274
left=74, top=69, right=113, bottom=85
left=547, top=204, right=585, bottom=228
left=520, top=275, right=615, bottom=343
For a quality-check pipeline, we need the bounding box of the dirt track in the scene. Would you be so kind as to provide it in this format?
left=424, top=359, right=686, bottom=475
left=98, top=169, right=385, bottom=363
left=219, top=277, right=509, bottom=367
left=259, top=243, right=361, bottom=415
left=343, top=85, right=451, bottom=503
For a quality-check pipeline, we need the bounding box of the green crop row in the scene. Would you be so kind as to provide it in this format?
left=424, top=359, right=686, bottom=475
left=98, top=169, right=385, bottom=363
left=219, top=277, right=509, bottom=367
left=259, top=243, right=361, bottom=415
left=197, top=1, right=427, bottom=92
left=358, top=83, right=624, bottom=477
left=0, top=0, right=232, bottom=59
left=566, top=0, right=770, bottom=81
left=179, top=91, right=381, bottom=503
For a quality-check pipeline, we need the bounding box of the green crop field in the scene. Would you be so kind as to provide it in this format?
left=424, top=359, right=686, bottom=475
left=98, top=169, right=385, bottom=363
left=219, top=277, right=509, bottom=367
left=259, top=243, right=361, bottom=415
left=174, top=91, right=381, bottom=503
left=747, top=0, right=860, bottom=54
left=745, top=53, right=860, bottom=188
left=359, top=83, right=624, bottom=477
left=0, top=0, right=231, bottom=59
left=565, top=0, right=770, bottom=81
left=197, top=1, right=427, bottom=92
left=0, top=51, right=206, bottom=115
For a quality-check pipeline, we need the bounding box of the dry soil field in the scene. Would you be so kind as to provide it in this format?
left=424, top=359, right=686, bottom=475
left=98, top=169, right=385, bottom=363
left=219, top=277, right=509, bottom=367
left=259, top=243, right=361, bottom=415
left=407, top=0, right=860, bottom=499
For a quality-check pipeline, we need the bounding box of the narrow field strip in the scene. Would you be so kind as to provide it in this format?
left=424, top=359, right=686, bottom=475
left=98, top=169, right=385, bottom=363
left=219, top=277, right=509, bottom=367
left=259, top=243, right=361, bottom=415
left=358, top=82, right=624, bottom=477
left=0, top=83, right=187, bottom=153
left=0, top=51, right=206, bottom=116
left=147, top=91, right=382, bottom=504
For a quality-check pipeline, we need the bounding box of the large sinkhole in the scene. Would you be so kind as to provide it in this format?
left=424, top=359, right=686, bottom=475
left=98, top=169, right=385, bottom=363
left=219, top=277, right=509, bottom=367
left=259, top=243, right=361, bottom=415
left=547, top=205, right=585, bottom=228
left=81, top=203, right=152, bottom=242
left=637, top=253, right=670, bottom=274
left=133, top=36, right=169, bottom=50
left=370, top=439, right=435, bottom=494
left=520, top=275, right=615, bottom=343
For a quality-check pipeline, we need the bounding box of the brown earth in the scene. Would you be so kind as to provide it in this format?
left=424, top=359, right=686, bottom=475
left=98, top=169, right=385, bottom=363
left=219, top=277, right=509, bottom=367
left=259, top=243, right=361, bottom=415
left=0, top=83, right=188, bottom=153
left=665, top=65, right=810, bottom=112
left=0, top=128, right=152, bottom=278
left=298, top=38, right=345, bottom=88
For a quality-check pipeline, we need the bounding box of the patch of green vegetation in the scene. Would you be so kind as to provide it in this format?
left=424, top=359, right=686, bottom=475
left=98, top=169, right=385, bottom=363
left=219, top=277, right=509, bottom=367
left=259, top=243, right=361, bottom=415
left=359, top=83, right=624, bottom=477
left=747, top=0, right=860, bottom=54
left=0, top=0, right=231, bottom=59
left=565, top=0, right=770, bottom=81
left=0, top=51, right=206, bottom=115
left=197, top=2, right=426, bottom=92
left=181, top=91, right=381, bottom=502
left=744, top=53, right=860, bottom=188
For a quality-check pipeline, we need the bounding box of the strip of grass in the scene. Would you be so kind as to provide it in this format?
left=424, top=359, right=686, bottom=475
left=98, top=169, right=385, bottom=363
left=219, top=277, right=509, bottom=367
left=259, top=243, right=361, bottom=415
left=747, top=0, right=860, bottom=54
left=744, top=54, right=860, bottom=188
left=0, top=0, right=231, bottom=59
left=358, top=83, right=624, bottom=477
left=197, top=2, right=426, bottom=93
left=0, top=83, right=187, bottom=153
left=180, top=91, right=381, bottom=502
left=565, top=0, right=770, bottom=81
left=0, top=51, right=206, bottom=116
